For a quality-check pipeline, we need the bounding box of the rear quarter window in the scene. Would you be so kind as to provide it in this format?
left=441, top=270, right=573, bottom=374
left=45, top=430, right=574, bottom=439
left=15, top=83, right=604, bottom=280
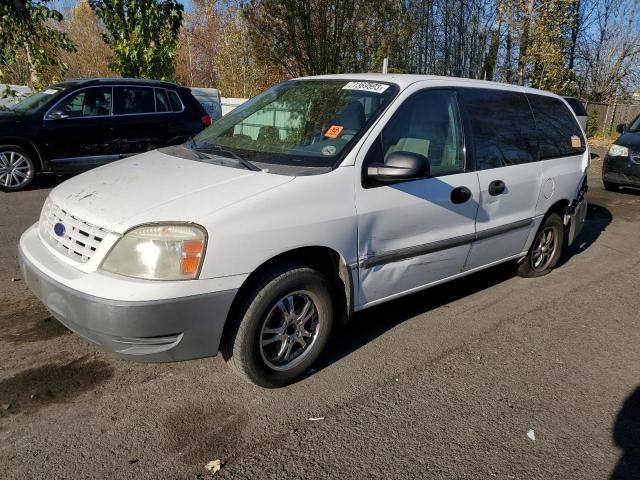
left=459, top=88, right=538, bottom=170
left=167, top=90, right=184, bottom=112
left=528, top=94, right=586, bottom=159
left=563, top=97, right=587, bottom=117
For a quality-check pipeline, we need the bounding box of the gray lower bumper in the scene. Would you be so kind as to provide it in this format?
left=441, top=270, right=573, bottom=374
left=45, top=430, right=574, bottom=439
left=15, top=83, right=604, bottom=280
left=19, top=254, right=237, bottom=362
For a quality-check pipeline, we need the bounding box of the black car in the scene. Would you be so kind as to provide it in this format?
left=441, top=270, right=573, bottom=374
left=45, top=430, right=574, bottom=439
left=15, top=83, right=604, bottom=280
left=0, top=78, right=211, bottom=192
left=602, top=115, right=640, bottom=191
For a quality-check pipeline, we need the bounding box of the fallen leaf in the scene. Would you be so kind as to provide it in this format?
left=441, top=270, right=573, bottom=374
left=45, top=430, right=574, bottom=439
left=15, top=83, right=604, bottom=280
left=527, top=429, right=536, bottom=441
left=204, top=459, right=222, bottom=474
left=308, top=417, right=324, bottom=421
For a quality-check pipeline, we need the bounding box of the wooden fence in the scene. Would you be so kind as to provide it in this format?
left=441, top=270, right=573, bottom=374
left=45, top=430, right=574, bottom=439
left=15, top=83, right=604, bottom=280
left=583, top=100, right=640, bottom=135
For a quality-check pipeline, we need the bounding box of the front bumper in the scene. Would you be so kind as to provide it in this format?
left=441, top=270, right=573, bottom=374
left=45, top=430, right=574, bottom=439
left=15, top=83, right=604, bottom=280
left=603, top=154, right=640, bottom=187
left=18, top=225, right=238, bottom=362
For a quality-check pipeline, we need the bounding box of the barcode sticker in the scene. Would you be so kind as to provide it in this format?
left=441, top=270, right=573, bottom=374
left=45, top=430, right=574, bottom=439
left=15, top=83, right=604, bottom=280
left=342, top=81, right=389, bottom=94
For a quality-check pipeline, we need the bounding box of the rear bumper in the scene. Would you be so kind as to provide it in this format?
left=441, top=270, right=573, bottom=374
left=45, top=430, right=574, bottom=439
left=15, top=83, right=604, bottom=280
left=19, top=226, right=237, bottom=362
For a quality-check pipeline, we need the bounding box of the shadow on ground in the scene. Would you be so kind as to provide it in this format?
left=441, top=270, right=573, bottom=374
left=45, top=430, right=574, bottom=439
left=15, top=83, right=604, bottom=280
left=0, top=300, right=69, bottom=344
left=558, top=202, right=612, bottom=267
left=611, top=386, right=640, bottom=479
left=0, top=356, right=113, bottom=418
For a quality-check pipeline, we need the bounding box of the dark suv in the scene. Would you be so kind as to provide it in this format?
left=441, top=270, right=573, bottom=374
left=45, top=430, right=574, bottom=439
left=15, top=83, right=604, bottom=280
left=0, top=78, right=211, bottom=191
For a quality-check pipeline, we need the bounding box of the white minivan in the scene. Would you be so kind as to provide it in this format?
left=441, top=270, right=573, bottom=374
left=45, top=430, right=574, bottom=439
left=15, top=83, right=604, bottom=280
left=19, top=75, right=589, bottom=387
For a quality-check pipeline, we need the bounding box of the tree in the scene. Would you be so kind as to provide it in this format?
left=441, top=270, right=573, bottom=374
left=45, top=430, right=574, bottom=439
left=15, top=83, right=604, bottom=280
left=243, top=0, right=398, bottom=77
left=61, top=0, right=115, bottom=78
left=0, top=0, right=75, bottom=87
left=89, top=0, right=184, bottom=79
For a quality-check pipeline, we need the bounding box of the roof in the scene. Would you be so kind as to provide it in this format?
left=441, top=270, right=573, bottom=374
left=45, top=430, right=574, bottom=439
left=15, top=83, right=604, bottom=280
left=297, top=73, right=560, bottom=98
left=62, top=77, right=180, bottom=88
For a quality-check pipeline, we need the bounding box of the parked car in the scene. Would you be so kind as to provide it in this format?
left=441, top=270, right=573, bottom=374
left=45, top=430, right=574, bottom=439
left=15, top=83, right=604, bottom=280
left=562, top=96, right=587, bottom=131
left=0, top=78, right=211, bottom=192
left=19, top=75, right=589, bottom=387
left=602, top=115, right=640, bottom=191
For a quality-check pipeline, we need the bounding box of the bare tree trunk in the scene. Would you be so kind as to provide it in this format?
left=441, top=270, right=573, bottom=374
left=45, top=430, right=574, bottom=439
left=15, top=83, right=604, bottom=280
left=517, top=0, right=535, bottom=85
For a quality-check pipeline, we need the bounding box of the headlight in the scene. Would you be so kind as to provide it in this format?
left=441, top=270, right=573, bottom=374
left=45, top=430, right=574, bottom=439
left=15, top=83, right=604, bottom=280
left=101, top=224, right=207, bottom=280
left=608, top=144, right=629, bottom=157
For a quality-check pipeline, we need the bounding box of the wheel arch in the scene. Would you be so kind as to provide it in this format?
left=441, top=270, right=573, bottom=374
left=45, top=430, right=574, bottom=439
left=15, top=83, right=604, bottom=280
left=0, top=137, right=45, bottom=171
left=221, top=245, right=355, bottom=346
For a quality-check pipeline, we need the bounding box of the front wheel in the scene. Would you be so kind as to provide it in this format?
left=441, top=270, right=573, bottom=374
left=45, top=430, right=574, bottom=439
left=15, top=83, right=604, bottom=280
left=0, top=145, right=36, bottom=192
left=517, top=213, right=564, bottom=278
left=222, top=265, right=334, bottom=388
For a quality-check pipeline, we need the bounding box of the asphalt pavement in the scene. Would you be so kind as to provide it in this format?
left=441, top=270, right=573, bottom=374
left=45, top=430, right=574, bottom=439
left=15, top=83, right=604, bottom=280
left=1, top=150, right=640, bottom=479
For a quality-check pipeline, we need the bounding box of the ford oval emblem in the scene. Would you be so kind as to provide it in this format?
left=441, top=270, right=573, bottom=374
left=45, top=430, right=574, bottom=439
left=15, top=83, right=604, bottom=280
left=53, top=222, right=66, bottom=237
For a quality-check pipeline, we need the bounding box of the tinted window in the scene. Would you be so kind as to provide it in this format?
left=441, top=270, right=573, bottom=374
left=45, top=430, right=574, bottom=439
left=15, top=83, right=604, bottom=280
left=115, top=87, right=155, bottom=115
left=155, top=88, right=170, bottom=112
left=562, top=97, right=587, bottom=116
left=49, top=87, right=112, bottom=118
left=528, top=94, right=586, bottom=159
left=459, top=88, right=537, bottom=169
left=379, top=89, right=464, bottom=175
left=167, top=90, right=183, bottom=111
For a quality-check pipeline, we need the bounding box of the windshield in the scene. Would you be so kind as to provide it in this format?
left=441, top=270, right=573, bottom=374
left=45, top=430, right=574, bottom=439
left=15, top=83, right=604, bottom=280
left=9, top=86, right=66, bottom=113
left=193, top=80, right=398, bottom=170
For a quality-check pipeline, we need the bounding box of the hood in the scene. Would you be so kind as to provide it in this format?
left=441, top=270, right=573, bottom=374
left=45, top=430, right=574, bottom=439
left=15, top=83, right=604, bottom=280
left=615, top=131, right=640, bottom=151
left=49, top=149, right=294, bottom=232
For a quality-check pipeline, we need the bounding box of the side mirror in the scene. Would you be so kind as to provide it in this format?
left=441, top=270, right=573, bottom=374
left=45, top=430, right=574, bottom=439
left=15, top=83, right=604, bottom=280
left=616, top=123, right=627, bottom=134
left=46, top=110, right=69, bottom=120
left=367, top=151, right=430, bottom=183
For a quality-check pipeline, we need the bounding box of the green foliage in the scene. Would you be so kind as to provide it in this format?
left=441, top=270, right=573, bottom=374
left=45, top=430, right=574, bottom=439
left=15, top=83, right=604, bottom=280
left=0, top=0, right=75, bottom=87
left=586, top=107, right=598, bottom=137
left=89, top=0, right=184, bottom=79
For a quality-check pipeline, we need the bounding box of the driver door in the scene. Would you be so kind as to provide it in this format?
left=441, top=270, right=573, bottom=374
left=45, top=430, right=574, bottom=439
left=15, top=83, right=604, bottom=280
left=355, top=87, right=480, bottom=308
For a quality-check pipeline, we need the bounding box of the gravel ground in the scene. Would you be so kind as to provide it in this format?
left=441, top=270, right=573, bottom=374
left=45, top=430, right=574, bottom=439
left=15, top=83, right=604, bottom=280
left=1, top=149, right=640, bottom=479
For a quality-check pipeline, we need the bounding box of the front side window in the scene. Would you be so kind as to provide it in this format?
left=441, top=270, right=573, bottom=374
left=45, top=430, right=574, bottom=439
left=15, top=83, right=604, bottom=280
left=48, top=87, right=112, bottom=118
left=193, top=80, right=398, bottom=169
left=528, top=94, right=586, bottom=159
left=378, top=89, right=464, bottom=176
left=459, top=88, right=537, bottom=169
left=115, top=87, right=155, bottom=115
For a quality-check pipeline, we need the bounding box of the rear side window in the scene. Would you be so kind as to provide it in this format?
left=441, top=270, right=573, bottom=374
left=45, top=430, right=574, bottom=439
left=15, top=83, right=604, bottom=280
left=155, top=88, right=170, bottom=112
left=167, top=90, right=183, bottom=112
left=115, top=87, right=155, bottom=115
left=459, top=88, right=537, bottom=170
left=528, top=94, right=586, bottom=159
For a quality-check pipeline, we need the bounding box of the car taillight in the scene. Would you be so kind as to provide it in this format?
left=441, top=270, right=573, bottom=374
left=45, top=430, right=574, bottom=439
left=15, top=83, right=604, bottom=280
left=201, top=115, right=212, bottom=127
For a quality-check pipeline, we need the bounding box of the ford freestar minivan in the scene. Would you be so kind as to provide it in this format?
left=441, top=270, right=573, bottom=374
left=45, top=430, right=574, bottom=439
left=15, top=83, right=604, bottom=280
left=19, top=75, right=589, bottom=387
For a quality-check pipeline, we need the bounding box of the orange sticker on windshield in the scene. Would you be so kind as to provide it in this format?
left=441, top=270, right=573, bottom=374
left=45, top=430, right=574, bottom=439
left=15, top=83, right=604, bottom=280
left=325, top=125, right=344, bottom=138
left=570, top=135, right=582, bottom=148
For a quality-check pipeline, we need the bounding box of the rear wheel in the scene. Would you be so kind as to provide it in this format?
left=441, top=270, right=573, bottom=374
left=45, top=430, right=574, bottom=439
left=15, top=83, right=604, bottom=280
left=517, top=213, right=564, bottom=278
left=0, top=145, right=36, bottom=192
left=222, top=264, right=334, bottom=388
left=603, top=181, right=619, bottom=192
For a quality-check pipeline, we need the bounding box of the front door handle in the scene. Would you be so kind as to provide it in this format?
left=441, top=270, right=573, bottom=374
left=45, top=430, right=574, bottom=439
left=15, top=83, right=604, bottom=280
left=451, top=186, right=472, bottom=204
left=488, top=180, right=506, bottom=196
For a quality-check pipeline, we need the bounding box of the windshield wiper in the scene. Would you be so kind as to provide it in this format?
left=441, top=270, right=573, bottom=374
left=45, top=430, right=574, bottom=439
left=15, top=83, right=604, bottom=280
left=194, top=141, right=261, bottom=171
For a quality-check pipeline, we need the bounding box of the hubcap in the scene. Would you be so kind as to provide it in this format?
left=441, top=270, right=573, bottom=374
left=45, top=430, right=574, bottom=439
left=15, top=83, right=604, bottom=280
left=531, top=226, right=557, bottom=271
left=259, top=291, right=320, bottom=371
left=0, top=151, right=31, bottom=188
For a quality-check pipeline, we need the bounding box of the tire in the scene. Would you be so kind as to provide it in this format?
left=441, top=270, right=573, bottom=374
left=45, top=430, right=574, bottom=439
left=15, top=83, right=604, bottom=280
left=0, top=145, right=36, bottom=192
left=222, top=264, right=334, bottom=388
left=603, top=181, right=618, bottom=192
left=517, top=213, right=565, bottom=278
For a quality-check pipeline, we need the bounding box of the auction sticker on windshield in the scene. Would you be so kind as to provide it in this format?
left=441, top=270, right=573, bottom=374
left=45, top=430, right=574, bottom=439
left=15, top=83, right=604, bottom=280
left=342, top=81, right=389, bottom=94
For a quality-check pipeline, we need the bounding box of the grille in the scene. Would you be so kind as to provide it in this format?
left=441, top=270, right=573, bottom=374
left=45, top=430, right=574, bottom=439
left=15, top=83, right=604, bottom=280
left=39, top=199, right=108, bottom=264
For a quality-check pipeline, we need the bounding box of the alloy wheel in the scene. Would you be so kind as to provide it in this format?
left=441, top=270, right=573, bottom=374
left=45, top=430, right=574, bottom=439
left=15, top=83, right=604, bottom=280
left=259, top=291, right=321, bottom=371
left=0, top=150, right=32, bottom=189
left=531, top=226, right=557, bottom=271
